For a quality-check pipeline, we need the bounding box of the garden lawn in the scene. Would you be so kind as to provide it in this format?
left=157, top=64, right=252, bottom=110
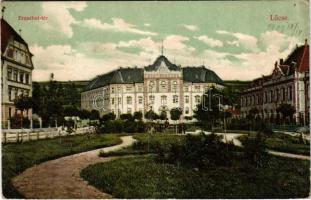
left=81, top=155, right=310, bottom=199
left=265, top=133, right=310, bottom=155
left=239, top=133, right=310, bottom=155
left=2, top=133, right=121, bottom=198
left=101, top=133, right=185, bottom=156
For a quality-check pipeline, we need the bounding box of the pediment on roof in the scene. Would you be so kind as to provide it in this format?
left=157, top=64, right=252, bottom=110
left=144, top=55, right=181, bottom=72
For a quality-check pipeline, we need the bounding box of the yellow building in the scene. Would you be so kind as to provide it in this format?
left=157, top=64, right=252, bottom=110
left=1, top=19, right=34, bottom=129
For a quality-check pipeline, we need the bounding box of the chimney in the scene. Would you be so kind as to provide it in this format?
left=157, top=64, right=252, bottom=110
left=279, top=59, right=283, bottom=65
left=275, top=61, right=278, bottom=67
left=305, top=38, right=308, bottom=45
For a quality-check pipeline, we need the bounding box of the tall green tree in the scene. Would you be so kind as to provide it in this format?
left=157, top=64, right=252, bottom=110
left=159, top=110, right=167, bottom=120
left=170, top=107, right=182, bottom=134
left=277, top=104, right=295, bottom=124
left=14, top=95, right=33, bottom=128
left=194, top=87, right=222, bottom=130
left=133, top=111, right=143, bottom=121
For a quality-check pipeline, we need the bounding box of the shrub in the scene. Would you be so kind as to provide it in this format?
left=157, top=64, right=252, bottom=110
left=98, top=119, right=146, bottom=133
left=159, top=133, right=234, bottom=168
left=10, top=116, right=30, bottom=129
left=243, top=133, right=269, bottom=168
left=133, top=111, right=143, bottom=121
left=120, top=114, right=133, bottom=121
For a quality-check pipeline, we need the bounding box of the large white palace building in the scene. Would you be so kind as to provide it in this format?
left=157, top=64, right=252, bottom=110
left=81, top=55, right=224, bottom=121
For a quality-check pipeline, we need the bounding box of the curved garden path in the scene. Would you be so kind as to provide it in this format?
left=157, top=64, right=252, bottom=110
left=12, top=135, right=135, bottom=199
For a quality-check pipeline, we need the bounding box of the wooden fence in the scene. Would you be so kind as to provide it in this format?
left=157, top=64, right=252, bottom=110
left=2, top=127, right=95, bottom=144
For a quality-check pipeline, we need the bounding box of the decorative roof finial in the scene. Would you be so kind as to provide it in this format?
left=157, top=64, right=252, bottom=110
left=1, top=6, right=6, bottom=19
left=19, top=29, right=22, bottom=36
left=305, top=38, right=308, bottom=45
left=161, top=40, right=164, bottom=56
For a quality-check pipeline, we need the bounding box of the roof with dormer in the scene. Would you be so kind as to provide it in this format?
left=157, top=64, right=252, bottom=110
left=84, top=55, right=224, bottom=91
left=84, top=67, right=144, bottom=91
left=183, top=66, right=224, bottom=85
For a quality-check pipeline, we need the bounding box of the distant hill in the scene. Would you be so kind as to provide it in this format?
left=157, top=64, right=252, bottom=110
left=34, top=80, right=89, bottom=92
left=224, top=80, right=251, bottom=91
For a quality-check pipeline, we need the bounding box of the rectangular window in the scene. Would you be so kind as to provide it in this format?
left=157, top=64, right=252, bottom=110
left=195, top=86, right=200, bottom=92
left=173, top=95, right=179, bottom=103
left=288, top=87, right=292, bottom=101
left=7, top=68, right=12, bottom=80
left=25, top=74, right=29, bottom=84
left=149, top=95, right=155, bottom=104
left=8, top=87, right=12, bottom=101
left=25, top=55, right=30, bottom=65
left=111, top=87, right=115, bottom=94
left=184, top=86, right=189, bottom=92
left=185, top=95, right=189, bottom=103
left=7, top=47, right=14, bottom=58
left=20, top=73, right=24, bottom=83
left=161, top=96, right=167, bottom=105
left=118, top=97, right=121, bottom=104
left=137, top=85, right=143, bottom=92
left=111, top=98, right=115, bottom=105
left=126, top=86, right=132, bottom=92
left=138, top=96, right=143, bottom=104
left=13, top=70, right=18, bottom=81
left=195, top=95, right=201, bottom=104
left=127, top=96, right=132, bottom=104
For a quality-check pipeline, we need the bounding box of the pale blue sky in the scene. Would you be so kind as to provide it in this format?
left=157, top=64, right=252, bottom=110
left=3, top=0, right=309, bottom=81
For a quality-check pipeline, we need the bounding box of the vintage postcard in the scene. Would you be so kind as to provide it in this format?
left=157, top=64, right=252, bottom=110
left=1, top=0, right=310, bottom=199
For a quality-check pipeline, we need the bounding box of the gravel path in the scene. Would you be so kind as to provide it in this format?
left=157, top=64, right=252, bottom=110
left=268, top=150, right=310, bottom=160
left=12, top=135, right=135, bottom=199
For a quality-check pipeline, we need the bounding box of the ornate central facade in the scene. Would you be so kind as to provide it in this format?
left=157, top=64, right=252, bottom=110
left=81, top=55, right=224, bottom=121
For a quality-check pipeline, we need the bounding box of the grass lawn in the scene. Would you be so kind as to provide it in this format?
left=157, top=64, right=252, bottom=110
left=2, top=133, right=121, bottom=198
left=81, top=155, right=310, bottom=198
left=101, top=133, right=185, bottom=156
left=239, top=133, right=310, bottom=155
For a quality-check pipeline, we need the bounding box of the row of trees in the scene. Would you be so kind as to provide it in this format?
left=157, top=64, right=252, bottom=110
left=246, top=103, right=296, bottom=124
left=31, top=80, right=84, bottom=127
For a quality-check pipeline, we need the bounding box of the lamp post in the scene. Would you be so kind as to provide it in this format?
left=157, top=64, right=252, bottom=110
left=204, top=88, right=227, bottom=144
